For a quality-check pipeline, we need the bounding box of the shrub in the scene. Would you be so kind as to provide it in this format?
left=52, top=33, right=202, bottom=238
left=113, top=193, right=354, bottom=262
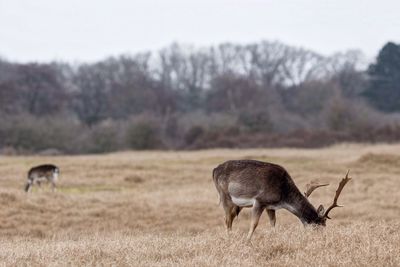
left=126, top=116, right=163, bottom=150
left=238, top=109, right=273, bottom=133
left=184, top=126, right=205, bottom=146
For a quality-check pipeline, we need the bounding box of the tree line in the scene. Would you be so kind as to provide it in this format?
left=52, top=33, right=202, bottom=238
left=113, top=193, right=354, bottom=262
left=1, top=41, right=400, bottom=154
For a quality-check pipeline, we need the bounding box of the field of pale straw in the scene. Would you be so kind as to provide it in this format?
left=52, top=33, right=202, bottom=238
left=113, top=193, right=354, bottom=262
left=0, top=143, right=399, bottom=266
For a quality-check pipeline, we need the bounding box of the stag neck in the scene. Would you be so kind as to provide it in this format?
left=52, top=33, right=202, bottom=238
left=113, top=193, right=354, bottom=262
left=286, top=192, right=320, bottom=225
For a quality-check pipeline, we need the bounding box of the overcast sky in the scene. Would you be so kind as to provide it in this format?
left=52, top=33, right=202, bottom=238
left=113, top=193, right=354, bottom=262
left=1, top=0, right=399, bottom=63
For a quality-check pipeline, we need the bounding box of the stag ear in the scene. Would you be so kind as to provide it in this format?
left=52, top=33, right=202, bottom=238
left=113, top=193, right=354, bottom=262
left=317, top=204, right=325, bottom=217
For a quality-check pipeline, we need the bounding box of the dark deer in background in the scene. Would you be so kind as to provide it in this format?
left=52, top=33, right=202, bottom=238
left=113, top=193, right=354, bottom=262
left=213, top=160, right=351, bottom=240
left=25, top=164, right=60, bottom=192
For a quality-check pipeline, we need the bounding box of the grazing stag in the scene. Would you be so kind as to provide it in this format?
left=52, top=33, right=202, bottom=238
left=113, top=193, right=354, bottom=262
left=213, top=160, right=351, bottom=240
left=25, top=164, right=60, bottom=192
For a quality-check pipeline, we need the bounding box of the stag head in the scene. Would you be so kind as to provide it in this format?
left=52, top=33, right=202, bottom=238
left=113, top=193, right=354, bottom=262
left=305, top=170, right=352, bottom=225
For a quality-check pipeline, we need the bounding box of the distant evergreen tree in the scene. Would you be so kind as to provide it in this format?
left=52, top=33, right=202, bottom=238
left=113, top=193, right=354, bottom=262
left=364, top=42, right=400, bottom=112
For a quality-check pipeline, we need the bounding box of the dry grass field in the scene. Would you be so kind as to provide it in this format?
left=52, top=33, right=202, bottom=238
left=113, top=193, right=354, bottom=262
left=0, top=143, right=399, bottom=266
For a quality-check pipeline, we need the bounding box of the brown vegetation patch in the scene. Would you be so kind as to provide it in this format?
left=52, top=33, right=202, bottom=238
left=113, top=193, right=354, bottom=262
left=356, top=153, right=400, bottom=166
left=0, top=192, right=17, bottom=203
left=124, top=175, right=144, bottom=184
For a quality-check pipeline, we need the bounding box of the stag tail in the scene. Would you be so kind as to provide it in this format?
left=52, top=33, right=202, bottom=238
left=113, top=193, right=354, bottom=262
left=212, top=168, right=222, bottom=205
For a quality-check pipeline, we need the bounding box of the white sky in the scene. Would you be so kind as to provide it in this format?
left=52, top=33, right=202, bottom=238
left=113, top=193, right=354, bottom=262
left=0, top=0, right=399, bottom=63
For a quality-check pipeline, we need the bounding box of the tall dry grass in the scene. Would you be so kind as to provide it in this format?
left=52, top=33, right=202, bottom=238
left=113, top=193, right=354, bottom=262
left=0, top=143, right=399, bottom=266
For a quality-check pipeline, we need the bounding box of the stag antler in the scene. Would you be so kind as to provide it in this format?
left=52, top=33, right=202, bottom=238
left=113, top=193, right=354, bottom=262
left=304, top=181, right=329, bottom=198
left=324, top=170, right=352, bottom=219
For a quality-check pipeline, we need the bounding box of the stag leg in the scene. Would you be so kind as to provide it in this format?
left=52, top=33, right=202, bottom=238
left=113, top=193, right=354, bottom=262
left=234, top=206, right=242, bottom=219
left=266, top=209, right=276, bottom=227
left=51, top=181, right=57, bottom=192
left=224, top=209, right=234, bottom=232
left=50, top=177, right=57, bottom=192
left=246, top=201, right=265, bottom=241
left=36, top=180, right=42, bottom=192
left=224, top=205, right=240, bottom=232
left=222, top=197, right=242, bottom=232
left=24, top=181, right=32, bottom=192
left=229, top=206, right=242, bottom=227
left=222, top=199, right=234, bottom=232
